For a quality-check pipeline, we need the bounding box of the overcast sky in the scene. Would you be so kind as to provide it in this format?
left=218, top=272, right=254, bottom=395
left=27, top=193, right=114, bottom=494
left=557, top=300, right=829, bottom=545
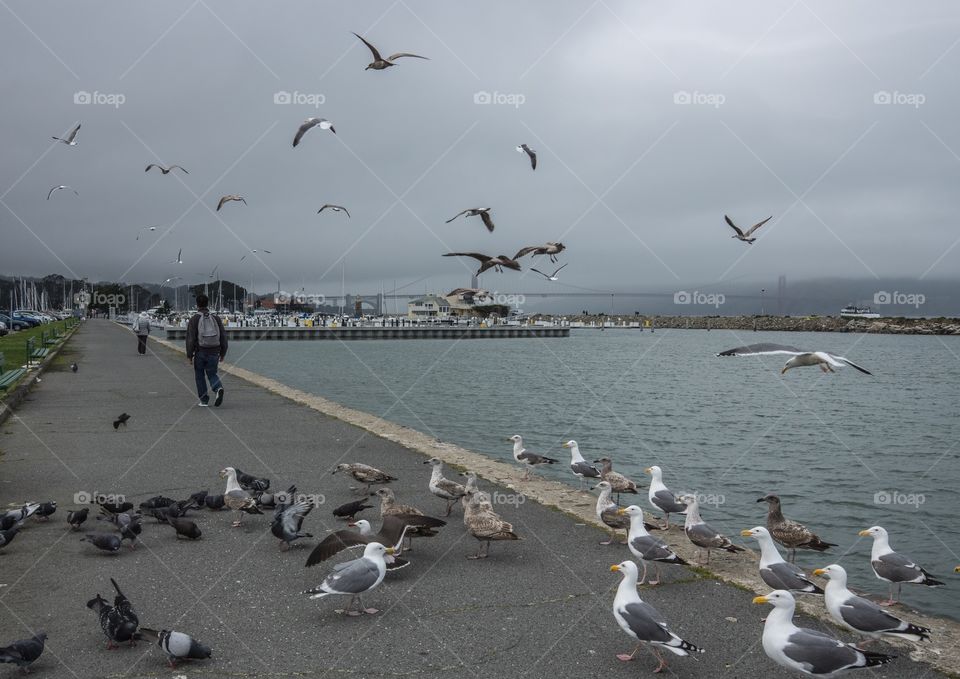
left=2, top=1, right=959, bottom=302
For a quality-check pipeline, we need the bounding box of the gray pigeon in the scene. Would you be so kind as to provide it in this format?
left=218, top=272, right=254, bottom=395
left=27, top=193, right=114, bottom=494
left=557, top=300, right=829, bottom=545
left=270, top=494, right=313, bottom=550
left=139, top=628, right=211, bottom=667
left=34, top=502, right=57, bottom=521
left=0, top=631, right=46, bottom=672
left=0, top=526, right=20, bottom=551
left=81, top=532, right=122, bottom=553
left=97, top=509, right=141, bottom=548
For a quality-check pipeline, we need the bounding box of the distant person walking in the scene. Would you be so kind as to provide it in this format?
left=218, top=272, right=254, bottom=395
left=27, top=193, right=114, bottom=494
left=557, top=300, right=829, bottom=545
left=132, top=312, right=151, bottom=355
left=186, top=294, right=228, bottom=407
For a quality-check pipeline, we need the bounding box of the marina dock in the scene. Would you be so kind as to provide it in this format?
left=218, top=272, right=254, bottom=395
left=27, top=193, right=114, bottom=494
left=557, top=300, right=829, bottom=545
left=165, top=325, right=570, bottom=341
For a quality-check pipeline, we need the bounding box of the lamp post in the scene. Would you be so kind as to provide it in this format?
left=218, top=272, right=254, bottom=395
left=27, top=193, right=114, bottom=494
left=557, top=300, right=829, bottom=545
left=761, top=288, right=766, bottom=316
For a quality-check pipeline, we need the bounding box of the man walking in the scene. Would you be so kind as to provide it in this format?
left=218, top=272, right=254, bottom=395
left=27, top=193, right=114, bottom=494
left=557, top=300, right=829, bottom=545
left=132, top=311, right=151, bottom=355
left=186, top=294, right=228, bottom=407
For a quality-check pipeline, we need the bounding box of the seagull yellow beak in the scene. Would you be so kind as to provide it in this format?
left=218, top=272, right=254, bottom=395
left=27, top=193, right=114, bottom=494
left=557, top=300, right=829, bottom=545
left=955, top=566, right=960, bottom=573
left=561, top=442, right=570, bottom=448
left=616, top=508, right=627, bottom=515
left=858, top=529, right=871, bottom=537
left=780, top=367, right=788, bottom=374
left=385, top=547, right=396, bottom=555
left=740, top=529, right=753, bottom=537
left=813, top=568, right=827, bottom=576
left=610, top=564, right=621, bottom=572
left=644, top=467, right=652, bottom=474
left=753, top=596, right=769, bottom=605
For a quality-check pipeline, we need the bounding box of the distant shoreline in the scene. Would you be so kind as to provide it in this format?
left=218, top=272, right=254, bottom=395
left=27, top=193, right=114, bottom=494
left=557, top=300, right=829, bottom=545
left=560, top=315, right=960, bottom=335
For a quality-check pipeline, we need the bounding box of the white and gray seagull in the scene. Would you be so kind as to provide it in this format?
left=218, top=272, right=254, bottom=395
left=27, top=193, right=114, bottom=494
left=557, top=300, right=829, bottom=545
left=301, top=542, right=394, bottom=616
left=717, top=343, right=872, bottom=375
left=52, top=122, right=81, bottom=145
left=859, top=526, right=943, bottom=605
left=293, top=117, right=336, bottom=147
left=740, top=527, right=823, bottom=595
left=530, top=263, right=567, bottom=281
left=317, top=204, right=350, bottom=218
left=724, top=214, right=772, bottom=244
left=47, top=185, right=78, bottom=200
left=516, top=143, right=537, bottom=170
left=170, top=249, right=183, bottom=265
left=508, top=435, right=557, bottom=479
left=446, top=208, right=495, bottom=233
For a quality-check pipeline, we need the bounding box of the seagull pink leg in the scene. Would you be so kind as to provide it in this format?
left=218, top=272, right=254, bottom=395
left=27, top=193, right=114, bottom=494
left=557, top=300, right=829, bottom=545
left=616, top=644, right=642, bottom=662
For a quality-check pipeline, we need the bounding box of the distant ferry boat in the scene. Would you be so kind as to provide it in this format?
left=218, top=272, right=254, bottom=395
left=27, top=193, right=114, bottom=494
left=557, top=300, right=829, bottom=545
left=840, top=305, right=880, bottom=319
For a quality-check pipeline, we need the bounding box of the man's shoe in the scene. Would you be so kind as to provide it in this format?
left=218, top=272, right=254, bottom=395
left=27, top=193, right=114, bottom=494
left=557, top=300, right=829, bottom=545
left=214, top=388, right=224, bottom=407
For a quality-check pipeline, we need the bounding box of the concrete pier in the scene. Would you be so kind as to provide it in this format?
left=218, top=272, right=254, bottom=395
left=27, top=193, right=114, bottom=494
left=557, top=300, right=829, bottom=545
left=166, top=325, right=569, bottom=341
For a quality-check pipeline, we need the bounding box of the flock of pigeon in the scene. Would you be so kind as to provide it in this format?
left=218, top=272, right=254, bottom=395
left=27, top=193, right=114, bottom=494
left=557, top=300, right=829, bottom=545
left=505, top=433, right=949, bottom=675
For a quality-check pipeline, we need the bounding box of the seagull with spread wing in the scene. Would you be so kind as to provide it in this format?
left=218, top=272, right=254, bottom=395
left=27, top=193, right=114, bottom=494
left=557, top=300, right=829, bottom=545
left=293, top=117, right=336, bottom=147
left=352, top=32, right=429, bottom=70
left=52, top=122, right=81, bottom=145
left=317, top=204, right=350, bottom=218
left=717, top=343, right=872, bottom=375
left=443, top=252, right=521, bottom=275
left=530, top=263, right=567, bottom=281
left=446, top=207, right=495, bottom=233
left=47, top=185, right=78, bottom=200
left=513, top=242, right=565, bottom=263
left=145, top=164, right=189, bottom=175
left=725, top=214, right=772, bottom=244
left=516, top=143, right=537, bottom=170
left=216, top=195, right=246, bottom=211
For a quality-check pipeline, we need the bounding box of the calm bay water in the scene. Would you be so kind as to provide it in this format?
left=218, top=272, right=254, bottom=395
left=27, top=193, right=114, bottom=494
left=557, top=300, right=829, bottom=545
left=231, top=328, right=960, bottom=619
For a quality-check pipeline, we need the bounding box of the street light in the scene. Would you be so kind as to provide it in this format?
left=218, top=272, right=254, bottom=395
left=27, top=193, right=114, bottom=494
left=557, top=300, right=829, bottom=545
left=761, top=288, right=766, bottom=316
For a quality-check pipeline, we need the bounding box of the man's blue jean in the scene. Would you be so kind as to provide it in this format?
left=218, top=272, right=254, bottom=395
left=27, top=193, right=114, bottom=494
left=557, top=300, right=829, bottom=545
left=193, top=351, right=223, bottom=401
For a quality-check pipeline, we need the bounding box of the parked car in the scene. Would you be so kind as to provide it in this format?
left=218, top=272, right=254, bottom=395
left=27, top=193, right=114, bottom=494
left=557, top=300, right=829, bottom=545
left=0, top=320, right=7, bottom=336
left=0, top=313, right=30, bottom=331
left=11, top=313, right=41, bottom=328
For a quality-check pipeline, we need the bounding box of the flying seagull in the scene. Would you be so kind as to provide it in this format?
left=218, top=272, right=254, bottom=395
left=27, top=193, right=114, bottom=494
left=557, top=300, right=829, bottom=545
left=516, top=143, right=537, bottom=170
left=145, top=164, right=189, bottom=175
left=443, top=252, right=521, bottom=276
left=239, top=249, right=271, bottom=262
left=754, top=590, right=894, bottom=676
left=725, top=214, right=772, bottom=244
left=46, top=185, right=78, bottom=200
left=530, top=263, right=567, bottom=281
left=170, top=248, right=183, bottom=265
left=352, top=32, right=429, bottom=70
left=317, top=204, right=350, bottom=218
left=446, top=208, right=495, bottom=233
left=513, top=242, right=565, bottom=263
left=136, top=226, right=158, bottom=240
left=216, top=195, right=246, bottom=211
left=717, top=343, right=872, bottom=375
left=293, top=117, right=336, bottom=147
left=52, top=122, right=81, bottom=145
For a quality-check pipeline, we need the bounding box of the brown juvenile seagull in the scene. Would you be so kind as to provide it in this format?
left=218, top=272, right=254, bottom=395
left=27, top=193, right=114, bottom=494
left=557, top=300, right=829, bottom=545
left=145, top=164, right=189, bottom=175
left=461, top=489, right=521, bottom=560
left=373, top=488, right=441, bottom=549
left=758, top=493, right=835, bottom=563
left=513, top=241, right=565, bottom=263
left=332, top=463, right=396, bottom=494
left=516, top=143, right=537, bottom=170
left=216, top=195, right=246, bottom=211
left=317, top=204, right=350, bottom=218
left=52, top=122, right=81, bottom=145
left=443, top=252, right=521, bottom=275
left=446, top=207, right=495, bottom=232
left=594, top=457, right=638, bottom=502
left=724, top=214, right=772, bottom=244
left=352, top=32, right=429, bottom=70
left=423, top=457, right=467, bottom=516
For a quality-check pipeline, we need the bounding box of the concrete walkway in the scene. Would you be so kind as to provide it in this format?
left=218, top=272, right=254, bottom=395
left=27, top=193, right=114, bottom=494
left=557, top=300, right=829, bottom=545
left=0, top=320, right=944, bottom=678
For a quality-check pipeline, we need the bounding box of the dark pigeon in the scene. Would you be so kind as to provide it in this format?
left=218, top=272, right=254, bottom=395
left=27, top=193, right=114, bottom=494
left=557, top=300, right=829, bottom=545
left=113, top=413, right=130, bottom=430
left=70, top=362, right=78, bottom=372
left=332, top=499, right=373, bottom=520
left=168, top=518, right=202, bottom=540
left=138, top=496, right=176, bottom=511
left=271, top=493, right=313, bottom=550
left=34, top=502, right=57, bottom=521
left=81, top=532, right=122, bottom=553
left=97, top=509, right=142, bottom=548
left=0, top=631, right=46, bottom=671
left=234, top=468, right=270, bottom=492
left=0, top=526, right=20, bottom=551
left=203, top=494, right=225, bottom=510
left=86, top=579, right=139, bottom=648
left=97, top=500, right=134, bottom=515
left=67, top=507, right=90, bottom=530
left=188, top=490, right=209, bottom=507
